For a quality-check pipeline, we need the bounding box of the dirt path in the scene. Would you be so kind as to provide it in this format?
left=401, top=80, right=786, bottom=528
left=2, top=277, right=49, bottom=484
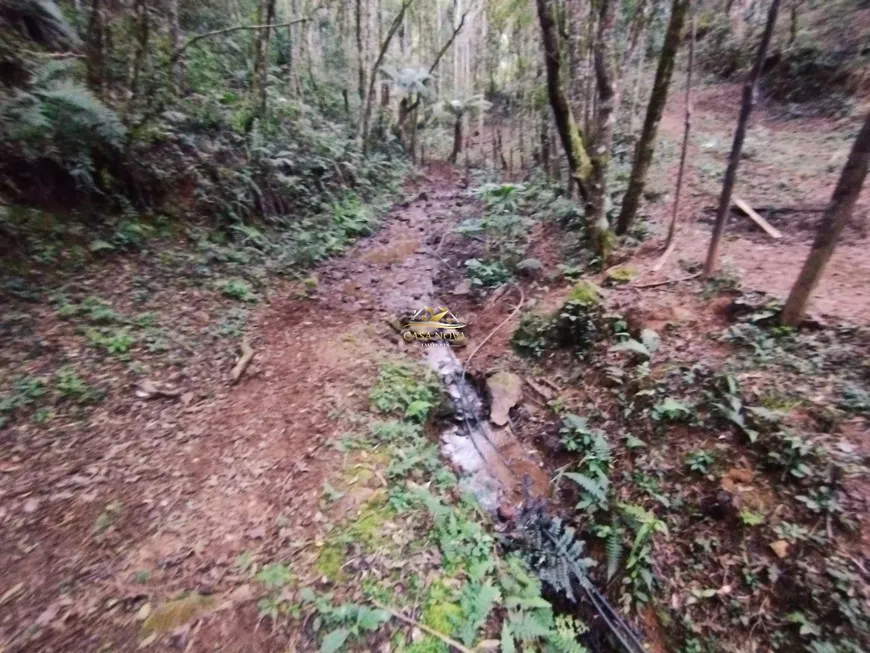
left=1, top=164, right=495, bottom=652
left=639, top=80, right=870, bottom=323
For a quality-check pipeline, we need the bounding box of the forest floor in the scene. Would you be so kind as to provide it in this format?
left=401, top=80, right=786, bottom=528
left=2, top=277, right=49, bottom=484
left=1, top=83, right=870, bottom=653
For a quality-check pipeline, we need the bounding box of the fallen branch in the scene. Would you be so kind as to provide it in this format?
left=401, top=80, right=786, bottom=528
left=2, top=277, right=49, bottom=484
left=734, top=196, right=783, bottom=239
left=373, top=602, right=475, bottom=653
left=631, top=272, right=700, bottom=289
left=230, top=338, right=255, bottom=385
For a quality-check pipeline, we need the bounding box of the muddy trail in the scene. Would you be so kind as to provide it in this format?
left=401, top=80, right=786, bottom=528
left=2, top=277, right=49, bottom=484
left=0, top=164, right=554, bottom=652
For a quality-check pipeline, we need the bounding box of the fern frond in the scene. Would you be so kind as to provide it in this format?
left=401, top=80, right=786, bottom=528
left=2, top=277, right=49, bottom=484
left=508, top=611, right=552, bottom=642
left=606, top=529, right=624, bottom=582
left=563, top=472, right=606, bottom=501
left=501, top=622, right=516, bottom=653
left=35, top=80, right=125, bottom=148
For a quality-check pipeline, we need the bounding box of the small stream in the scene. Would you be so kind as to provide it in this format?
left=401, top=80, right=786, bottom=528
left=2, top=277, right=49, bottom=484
left=425, top=344, right=549, bottom=513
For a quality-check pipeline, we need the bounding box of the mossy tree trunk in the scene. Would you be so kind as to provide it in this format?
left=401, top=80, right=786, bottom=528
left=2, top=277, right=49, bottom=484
left=703, top=0, right=780, bottom=275
left=537, top=0, right=616, bottom=259
left=780, top=113, right=870, bottom=326
left=615, top=0, right=689, bottom=235
left=535, top=0, right=593, bottom=196
left=587, top=0, right=617, bottom=260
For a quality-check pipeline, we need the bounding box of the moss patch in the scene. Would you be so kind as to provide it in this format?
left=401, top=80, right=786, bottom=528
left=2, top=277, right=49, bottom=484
left=566, top=280, right=602, bottom=304
left=314, top=545, right=346, bottom=582
left=141, top=593, right=214, bottom=636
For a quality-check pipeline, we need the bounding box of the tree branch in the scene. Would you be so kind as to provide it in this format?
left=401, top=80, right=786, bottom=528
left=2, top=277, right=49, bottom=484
left=170, top=17, right=312, bottom=64
left=397, top=6, right=472, bottom=128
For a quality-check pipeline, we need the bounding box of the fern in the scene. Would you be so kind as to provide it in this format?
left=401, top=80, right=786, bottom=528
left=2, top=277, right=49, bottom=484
left=456, top=580, right=501, bottom=645
left=508, top=610, right=552, bottom=642
left=35, top=80, right=126, bottom=148
left=546, top=615, right=589, bottom=653
left=563, top=472, right=607, bottom=501
left=606, top=527, right=624, bottom=582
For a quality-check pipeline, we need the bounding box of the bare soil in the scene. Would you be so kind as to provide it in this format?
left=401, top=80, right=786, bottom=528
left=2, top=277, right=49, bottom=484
left=2, top=82, right=870, bottom=653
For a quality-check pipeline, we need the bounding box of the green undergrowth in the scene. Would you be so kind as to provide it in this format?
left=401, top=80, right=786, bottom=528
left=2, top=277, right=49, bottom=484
left=514, top=284, right=870, bottom=651
left=251, top=354, right=595, bottom=652
left=0, top=176, right=404, bottom=430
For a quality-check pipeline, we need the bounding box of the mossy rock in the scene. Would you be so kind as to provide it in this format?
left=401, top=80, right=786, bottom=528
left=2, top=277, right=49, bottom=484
left=140, top=594, right=214, bottom=636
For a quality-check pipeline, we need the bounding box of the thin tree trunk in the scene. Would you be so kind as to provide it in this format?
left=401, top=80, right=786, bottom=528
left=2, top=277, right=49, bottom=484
left=781, top=113, right=870, bottom=325
left=628, top=23, right=649, bottom=136
left=616, top=0, right=690, bottom=235
left=251, top=0, right=277, bottom=116
left=703, top=0, right=781, bottom=275
left=535, top=0, right=593, bottom=199
left=356, top=0, right=365, bottom=101
left=126, top=0, right=150, bottom=117
left=450, top=114, right=463, bottom=163
left=588, top=0, right=617, bottom=261
left=85, top=0, right=105, bottom=92
left=360, top=0, right=414, bottom=151
left=613, top=0, right=651, bottom=130
left=168, top=0, right=180, bottom=76
left=789, top=0, right=798, bottom=45
left=660, top=3, right=696, bottom=257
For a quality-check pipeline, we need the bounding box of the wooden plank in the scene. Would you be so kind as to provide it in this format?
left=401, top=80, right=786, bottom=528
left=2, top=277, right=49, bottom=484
left=734, top=196, right=783, bottom=239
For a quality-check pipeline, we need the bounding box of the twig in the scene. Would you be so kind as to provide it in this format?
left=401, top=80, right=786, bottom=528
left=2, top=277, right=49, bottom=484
left=230, top=338, right=255, bottom=385
left=630, top=272, right=700, bottom=289
left=462, top=284, right=525, bottom=375
left=373, top=602, right=476, bottom=653
left=170, top=17, right=313, bottom=64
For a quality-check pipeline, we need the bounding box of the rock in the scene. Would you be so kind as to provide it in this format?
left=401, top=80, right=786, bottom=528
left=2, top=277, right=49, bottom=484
left=452, top=280, right=471, bottom=296
left=770, top=540, right=789, bottom=559
left=517, top=258, right=543, bottom=276
left=487, top=372, right=523, bottom=426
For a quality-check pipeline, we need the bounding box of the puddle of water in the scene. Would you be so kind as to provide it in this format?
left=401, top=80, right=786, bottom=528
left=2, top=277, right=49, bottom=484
left=425, top=345, right=549, bottom=512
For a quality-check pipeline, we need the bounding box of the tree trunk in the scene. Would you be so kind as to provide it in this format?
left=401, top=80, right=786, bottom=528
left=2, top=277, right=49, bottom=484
left=360, top=0, right=413, bottom=152
left=780, top=114, right=870, bottom=325
left=627, top=22, right=649, bottom=137
left=535, top=0, right=593, bottom=199
left=587, top=0, right=617, bottom=261
left=789, top=0, right=798, bottom=46
left=125, top=0, right=150, bottom=117
left=251, top=0, right=277, bottom=116
left=168, top=0, right=180, bottom=76
left=85, top=0, right=105, bottom=93
left=449, top=114, right=463, bottom=163
left=616, top=0, right=690, bottom=235
left=661, top=3, right=696, bottom=254
left=703, top=0, right=780, bottom=275
left=356, top=0, right=365, bottom=102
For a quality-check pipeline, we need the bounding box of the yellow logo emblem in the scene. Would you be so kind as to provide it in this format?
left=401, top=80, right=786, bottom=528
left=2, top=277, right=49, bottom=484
left=402, top=306, right=467, bottom=346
